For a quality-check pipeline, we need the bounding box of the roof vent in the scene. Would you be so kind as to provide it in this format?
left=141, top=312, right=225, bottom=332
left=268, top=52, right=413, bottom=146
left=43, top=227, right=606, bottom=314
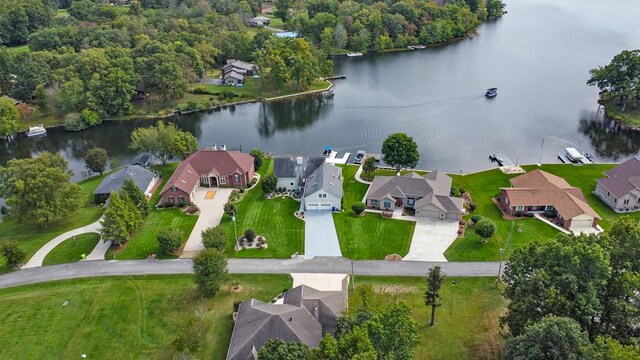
left=296, top=157, right=303, bottom=165
left=329, top=182, right=334, bottom=186
left=212, top=144, right=217, bottom=151
left=221, top=144, right=227, bottom=151
left=289, top=317, right=293, bottom=322
left=187, top=170, right=192, bottom=174
left=181, top=180, right=186, bottom=184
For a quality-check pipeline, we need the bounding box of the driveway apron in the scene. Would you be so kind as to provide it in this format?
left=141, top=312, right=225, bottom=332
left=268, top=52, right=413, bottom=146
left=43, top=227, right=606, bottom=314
left=180, top=187, right=232, bottom=258
left=403, top=218, right=459, bottom=262
left=304, top=211, right=342, bottom=259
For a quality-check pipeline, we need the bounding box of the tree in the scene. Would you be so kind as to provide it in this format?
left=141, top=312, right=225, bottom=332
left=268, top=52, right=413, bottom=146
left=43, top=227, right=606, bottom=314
left=193, top=248, right=228, bottom=297
left=590, top=336, right=640, bottom=360
left=0, top=152, right=82, bottom=225
left=335, top=326, right=377, bottom=360
left=56, top=77, right=85, bottom=114
left=474, top=218, right=496, bottom=242
left=588, top=50, right=640, bottom=112
left=362, top=156, right=377, bottom=178
left=0, top=96, right=20, bottom=140
left=381, top=133, right=419, bottom=172
left=351, top=202, right=365, bottom=215
left=505, top=316, right=591, bottom=360
left=157, top=228, right=184, bottom=254
left=0, top=240, right=27, bottom=268
left=121, top=178, right=149, bottom=218
left=425, top=265, right=446, bottom=326
left=84, top=147, right=108, bottom=175
left=201, top=226, right=227, bottom=251
left=261, top=174, right=278, bottom=193
left=63, top=112, right=87, bottom=131
left=33, top=84, right=48, bottom=111
left=170, top=131, right=199, bottom=160
left=258, top=339, right=311, bottom=360
left=250, top=148, right=264, bottom=170
left=99, top=191, right=142, bottom=246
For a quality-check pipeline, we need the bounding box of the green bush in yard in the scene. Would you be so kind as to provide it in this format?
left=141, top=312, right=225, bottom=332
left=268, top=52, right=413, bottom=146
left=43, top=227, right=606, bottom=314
left=193, top=249, right=228, bottom=297
left=157, top=228, right=184, bottom=255
left=470, top=215, right=483, bottom=225
left=202, top=226, right=227, bottom=251
left=351, top=202, right=366, bottom=215
left=0, top=240, right=26, bottom=268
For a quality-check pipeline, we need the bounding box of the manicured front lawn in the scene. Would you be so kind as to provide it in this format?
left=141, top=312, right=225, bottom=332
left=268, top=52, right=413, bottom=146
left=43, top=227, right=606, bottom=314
left=334, top=213, right=415, bottom=259
left=43, top=233, right=101, bottom=266
left=337, top=165, right=415, bottom=259
left=351, top=276, right=507, bottom=360
left=0, top=274, right=292, bottom=359
left=221, top=158, right=305, bottom=258
left=110, top=163, right=198, bottom=259
left=0, top=174, right=105, bottom=271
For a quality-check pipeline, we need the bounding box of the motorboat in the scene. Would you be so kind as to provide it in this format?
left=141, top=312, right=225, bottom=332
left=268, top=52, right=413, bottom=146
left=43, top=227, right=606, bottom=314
left=346, top=52, right=363, bottom=57
left=26, top=124, right=46, bottom=137
left=322, top=146, right=333, bottom=157
left=408, top=45, right=426, bottom=50
left=354, top=150, right=366, bottom=164
left=485, top=88, right=498, bottom=98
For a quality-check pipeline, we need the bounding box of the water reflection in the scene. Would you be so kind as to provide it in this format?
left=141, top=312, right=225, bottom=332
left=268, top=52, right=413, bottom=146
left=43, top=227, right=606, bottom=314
left=579, top=111, right=640, bottom=160
left=256, top=96, right=332, bottom=137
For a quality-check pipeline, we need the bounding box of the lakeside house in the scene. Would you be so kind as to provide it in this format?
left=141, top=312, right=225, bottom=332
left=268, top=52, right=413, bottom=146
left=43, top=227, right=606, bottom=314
left=247, top=16, right=271, bottom=27
left=226, top=282, right=347, bottom=360
left=302, top=163, right=343, bottom=211
left=365, top=170, right=464, bottom=220
left=499, top=170, right=601, bottom=231
left=273, top=156, right=325, bottom=192
left=159, top=147, right=254, bottom=205
left=594, top=156, right=640, bottom=212
left=94, top=165, right=159, bottom=203
left=223, top=59, right=257, bottom=85
left=261, top=4, right=273, bottom=14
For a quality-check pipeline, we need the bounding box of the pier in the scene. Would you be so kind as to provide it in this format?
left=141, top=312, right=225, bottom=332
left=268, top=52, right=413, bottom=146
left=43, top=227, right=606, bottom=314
left=324, top=75, right=347, bottom=80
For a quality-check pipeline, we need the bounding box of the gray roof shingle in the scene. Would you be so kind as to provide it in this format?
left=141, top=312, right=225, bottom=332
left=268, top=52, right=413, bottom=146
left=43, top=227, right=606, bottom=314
left=303, top=163, right=342, bottom=198
left=597, top=157, right=640, bottom=198
left=94, top=165, right=157, bottom=196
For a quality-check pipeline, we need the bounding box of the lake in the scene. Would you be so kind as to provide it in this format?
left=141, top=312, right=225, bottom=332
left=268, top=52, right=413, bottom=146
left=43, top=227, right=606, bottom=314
left=2, top=0, right=640, bottom=181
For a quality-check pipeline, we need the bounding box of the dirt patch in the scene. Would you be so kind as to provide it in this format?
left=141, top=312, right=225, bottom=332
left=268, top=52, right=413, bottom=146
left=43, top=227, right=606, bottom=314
left=372, top=285, right=418, bottom=294
left=472, top=307, right=508, bottom=360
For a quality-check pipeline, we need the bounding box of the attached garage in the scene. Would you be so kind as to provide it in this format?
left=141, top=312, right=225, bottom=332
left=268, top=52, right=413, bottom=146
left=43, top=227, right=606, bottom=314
left=569, top=215, right=595, bottom=230
left=303, top=163, right=343, bottom=212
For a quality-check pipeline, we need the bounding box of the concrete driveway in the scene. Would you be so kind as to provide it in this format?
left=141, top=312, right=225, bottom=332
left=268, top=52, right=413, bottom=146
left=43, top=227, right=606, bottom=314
left=180, top=187, right=232, bottom=258
left=403, top=218, right=459, bottom=262
left=304, top=211, right=342, bottom=259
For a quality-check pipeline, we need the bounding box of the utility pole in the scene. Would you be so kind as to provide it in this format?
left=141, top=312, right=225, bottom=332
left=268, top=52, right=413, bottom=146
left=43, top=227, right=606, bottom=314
left=232, top=210, right=238, bottom=250
left=538, top=138, right=545, bottom=165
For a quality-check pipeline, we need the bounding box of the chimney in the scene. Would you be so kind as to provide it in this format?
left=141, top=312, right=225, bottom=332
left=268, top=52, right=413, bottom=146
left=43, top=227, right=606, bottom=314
left=222, top=144, right=227, bottom=151
left=212, top=144, right=217, bottom=151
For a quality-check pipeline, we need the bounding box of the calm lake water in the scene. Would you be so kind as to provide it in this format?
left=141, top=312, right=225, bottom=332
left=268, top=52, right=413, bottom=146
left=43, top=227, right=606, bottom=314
left=2, top=0, right=640, bottom=181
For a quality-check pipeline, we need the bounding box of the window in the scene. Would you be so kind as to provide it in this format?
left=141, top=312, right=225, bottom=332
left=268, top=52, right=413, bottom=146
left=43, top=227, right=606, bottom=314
left=384, top=200, right=392, bottom=208
left=171, top=186, right=177, bottom=192
left=407, top=198, right=415, bottom=206
left=178, top=196, right=185, bottom=204
left=220, top=177, right=226, bottom=185
left=515, top=206, right=524, bottom=211
left=318, top=194, right=322, bottom=198
left=200, top=175, right=208, bottom=185
left=168, top=196, right=175, bottom=204
left=545, top=205, right=553, bottom=210
left=234, top=174, right=240, bottom=183
left=318, top=193, right=327, bottom=198
left=607, top=191, right=610, bottom=196
left=624, top=198, right=630, bottom=205
left=370, top=200, right=379, bottom=206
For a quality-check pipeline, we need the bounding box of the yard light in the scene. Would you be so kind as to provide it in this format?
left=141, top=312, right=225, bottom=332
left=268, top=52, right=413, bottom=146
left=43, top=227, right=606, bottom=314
left=232, top=210, right=238, bottom=250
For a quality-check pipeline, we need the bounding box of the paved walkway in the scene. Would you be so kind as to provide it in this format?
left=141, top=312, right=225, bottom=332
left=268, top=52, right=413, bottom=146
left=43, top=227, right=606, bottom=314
left=304, top=211, right=342, bottom=259
left=354, top=164, right=372, bottom=185
left=403, top=218, right=459, bottom=262
left=22, top=218, right=104, bottom=268
left=0, top=258, right=501, bottom=290
left=86, top=239, right=112, bottom=261
left=180, top=187, right=232, bottom=258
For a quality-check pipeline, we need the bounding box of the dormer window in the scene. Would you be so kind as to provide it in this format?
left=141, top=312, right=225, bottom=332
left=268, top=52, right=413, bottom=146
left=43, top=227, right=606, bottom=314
left=171, top=185, right=177, bottom=192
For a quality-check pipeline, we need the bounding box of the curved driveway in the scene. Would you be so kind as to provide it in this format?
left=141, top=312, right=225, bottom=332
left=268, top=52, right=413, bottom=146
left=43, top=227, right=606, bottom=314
left=0, top=258, right=500, bottom=290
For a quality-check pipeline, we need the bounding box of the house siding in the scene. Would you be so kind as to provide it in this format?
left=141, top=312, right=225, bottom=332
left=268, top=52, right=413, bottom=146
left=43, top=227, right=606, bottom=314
left=305, top=190, right=341, bottom=211
left=277, top=177, right=299, bottom=191
left=161, top=188, right=191, bottom=205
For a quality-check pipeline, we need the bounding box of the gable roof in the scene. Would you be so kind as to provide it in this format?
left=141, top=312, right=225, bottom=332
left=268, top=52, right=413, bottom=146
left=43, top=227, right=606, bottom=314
left=597, top=157, right=640, bottom=198
left=227, top=285, right=346, bottom=360
left=503, top=170, right=601, bottom=220
left=224, top=71, right=244, bottom=81
left=273, top=156, right=325, bottom=180
left=131, top=152, right=151, bottom=167
left=161, top=149, right=254, bottom=195
left=94, top=165, right=157, bottom=196
left=303, top=163, right=342, bottom=198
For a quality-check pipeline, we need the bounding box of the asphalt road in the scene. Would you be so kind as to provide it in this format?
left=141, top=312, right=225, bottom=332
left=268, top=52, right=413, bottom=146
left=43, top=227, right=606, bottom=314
left=0, top=258, right=502, bottom=290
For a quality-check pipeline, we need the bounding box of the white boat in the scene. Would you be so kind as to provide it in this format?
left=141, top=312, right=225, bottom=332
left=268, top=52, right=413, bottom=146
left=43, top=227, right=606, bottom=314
left=564, top=147, right=584, bottom=163
left=408, top=45, right=426, bottom=50
left=26, top=124, right=47, bottom=137
left=346, top=52, right=363, bottom=57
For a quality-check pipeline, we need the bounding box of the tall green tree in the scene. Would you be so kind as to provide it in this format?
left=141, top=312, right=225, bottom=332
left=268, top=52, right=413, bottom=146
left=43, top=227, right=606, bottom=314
left=121, top=178, right=149, bottom=218
left=0, top=152, right=82, bottom=225
left=258, top=339, right=311, bottom=360
left=130, top=121, right=194, bottom=164
left=425, top=265, right=446, bottom=326
left=588, top=50, right=640, bottom=112
left=170, top=131, right=199, bottom=160
left=249, top=148, right=264, bottom=170
left=362, top=156, right=377, bottom=177
left=99, top=191, right=141, bottom=246
left=0, top=96, right=20, bottom=140
left=474, top=218, right=496, bottom=242
left=84, top=147, right=108, bottom=175
left=381, top=133, right=419, bottom=172
left=193, top=248, right=228, bottom=297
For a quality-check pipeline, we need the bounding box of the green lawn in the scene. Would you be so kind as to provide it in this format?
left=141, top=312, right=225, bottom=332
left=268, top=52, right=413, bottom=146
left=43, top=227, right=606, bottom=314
left=335, top=165, right=415, bottom=260
left=7, top=44, right=29, bottom=54
left=43, top=233, right=100, bottom=266
left=110, top=163, right=198, bottom=260
left=221, top=158, right=305, bottom=258
left=192, top=78, right=332, bottom=101
left=0, top=274, right=292, bottom=359
left=0, top=174, right=105, bottom=272
left=602, top=98, right=640, bottom=129
left=351, top=276, right=507, bottom=360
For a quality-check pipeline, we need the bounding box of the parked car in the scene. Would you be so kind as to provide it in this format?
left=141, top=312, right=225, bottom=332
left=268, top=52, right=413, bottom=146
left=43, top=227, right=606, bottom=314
left=354, top=150, right=366, bottom=164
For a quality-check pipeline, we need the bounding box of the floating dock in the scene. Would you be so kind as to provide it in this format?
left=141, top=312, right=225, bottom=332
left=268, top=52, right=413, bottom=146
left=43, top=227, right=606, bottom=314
left=324, top=75, right=346, bottom=80
left=325, top=151, right=351, bottom=165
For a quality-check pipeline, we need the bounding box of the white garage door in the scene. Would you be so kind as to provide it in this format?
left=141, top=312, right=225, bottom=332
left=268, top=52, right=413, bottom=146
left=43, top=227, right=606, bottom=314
left=318, top=203, right=333, bottom=210
left=570, top=218, right=593, bottom=229
left=306, top=203, right=319, bottom=210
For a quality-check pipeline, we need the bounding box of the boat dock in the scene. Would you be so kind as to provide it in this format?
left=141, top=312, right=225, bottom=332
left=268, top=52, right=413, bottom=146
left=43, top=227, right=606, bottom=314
left=324, top=75, right=346, bottom=80
left=489, top=153, right=514, bottom=167
left=325, top=151, right=352, bottom=165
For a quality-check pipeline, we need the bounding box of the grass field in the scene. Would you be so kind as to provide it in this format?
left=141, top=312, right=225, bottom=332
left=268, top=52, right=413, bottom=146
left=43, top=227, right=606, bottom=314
left=109, top=163, right=198, bottom=260
left=334, top=165, right=415, bottom=259
left=221, top=158, right=305, bottom=258
left=0, top=274, right=292, bottom=359
left=43, top=233, right=100, bottom=266
left=0, top=174, right=105, bottom=272
left=348, top=276, right=507, bottom=359
left=193, top=78, right=332, bottom=100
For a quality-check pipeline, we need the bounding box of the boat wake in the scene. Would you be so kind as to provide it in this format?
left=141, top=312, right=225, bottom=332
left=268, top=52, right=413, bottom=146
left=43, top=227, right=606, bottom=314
left=333, top=94, right=481, bottom=109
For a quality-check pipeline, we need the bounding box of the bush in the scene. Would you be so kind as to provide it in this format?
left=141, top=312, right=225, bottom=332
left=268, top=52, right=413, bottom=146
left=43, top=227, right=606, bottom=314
left=525, top=212, right=535, bottom=218
left=470, top=215, right=483, bottom=224
left=202, top=226, right=227, bottom=251
left=351, top=202, right=366, bottom=215
left=459, top=188, right=466, bottom=194
left=544, top=210, right=557, bottom=218
left=172, top=317, right=207, bottom=354
left=224, top=202, right=236, bottom=216
left=450, top=187, right=456, bottom=196
left=81, top=109, right=101, bottom=127
left=261, top=174, right=277, bottom=193
left=191, top=86, right=214, bottom=95
left=63, top=112, right=87, bottom=131
left=157, top=228, right=184, bottom=254
left=0, top=240, right=27, bottom=268
left=468, top=202, right=477, bottom=212
left=244, top=228, right=256, bottom=242
left=184, top=205, right=199, bottom=214
left=475, top=219, right=497, bottom=240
